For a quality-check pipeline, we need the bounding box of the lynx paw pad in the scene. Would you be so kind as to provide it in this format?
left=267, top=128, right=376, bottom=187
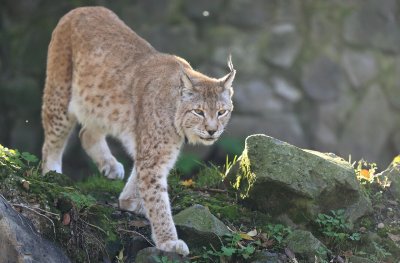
left=159, top=240, right=189, bottom=256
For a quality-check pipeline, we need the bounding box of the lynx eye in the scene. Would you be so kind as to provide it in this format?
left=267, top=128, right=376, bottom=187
left=218, top=109, right=227, bottom=117
left=193, top=109, right=205, bottom=117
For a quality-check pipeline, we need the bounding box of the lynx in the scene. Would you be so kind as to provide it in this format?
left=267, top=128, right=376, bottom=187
left=41, top=7, right=235, bottom=256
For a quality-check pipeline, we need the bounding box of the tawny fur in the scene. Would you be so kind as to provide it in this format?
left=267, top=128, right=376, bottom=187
left=41, top=6, right=235, bottom=256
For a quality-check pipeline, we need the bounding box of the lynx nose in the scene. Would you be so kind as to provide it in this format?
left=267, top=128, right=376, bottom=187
left=207, top=129, right=216, bottom=136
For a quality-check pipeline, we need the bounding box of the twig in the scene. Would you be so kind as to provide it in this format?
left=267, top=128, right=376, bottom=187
left=11, top=203, right=60, bottom=217
left=80, top=219, right=107, bottom=235
left=118, top=228, right=155, bottom=246
left=11, top=203, right=56, bottom=238
left=193, top=187, right=227, bottom=194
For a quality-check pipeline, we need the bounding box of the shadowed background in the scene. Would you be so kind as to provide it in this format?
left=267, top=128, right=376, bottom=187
left=1, top=0, right=399, bottom=178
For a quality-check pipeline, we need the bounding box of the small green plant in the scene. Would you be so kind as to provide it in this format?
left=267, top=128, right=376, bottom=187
left=0, top=145, right=39, bottom=171
left=195, top=163, right=224, bottom=189
left=154, top=255, right=188, bottom=263
left=353, top=159, right=377, bottom=184
left=315, top=209, right=360, bottom=245
left=315, top=246, right=329, bottom=263
left=264, top=223, right=291, bottom=248
left=199, top=232, right=257, bottom=262
left=357, top=241, right=392, bottom=262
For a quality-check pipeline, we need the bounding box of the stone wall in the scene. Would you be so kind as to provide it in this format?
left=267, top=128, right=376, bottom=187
left=1, top=0, right=399, bottom=168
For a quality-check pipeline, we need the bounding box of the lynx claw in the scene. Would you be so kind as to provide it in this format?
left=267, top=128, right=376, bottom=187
left=102, top=161, right=124, bottom=180
left=159, top=239, right=189, bottom=256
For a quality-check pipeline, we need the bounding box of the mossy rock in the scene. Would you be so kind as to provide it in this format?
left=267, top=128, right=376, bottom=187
left=173, top=204, right=229, bottom=249
left=228, top=134, right=372, bottom=226
left=285, top=230, right=328, bottom=262
left=135, top=247, right=187, bottom=263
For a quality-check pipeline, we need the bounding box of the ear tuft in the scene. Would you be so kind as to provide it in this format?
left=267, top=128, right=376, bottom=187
left=220, top=55, right=236, bottom=90
left=227, top=54, right=234, bottom=72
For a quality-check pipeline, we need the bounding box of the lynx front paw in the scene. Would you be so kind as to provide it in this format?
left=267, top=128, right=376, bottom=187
left=101, top=161, right=124, bottom=180
left=119, top=197, right=146, bottom=215
left=159, top=240, right=189, bottom=256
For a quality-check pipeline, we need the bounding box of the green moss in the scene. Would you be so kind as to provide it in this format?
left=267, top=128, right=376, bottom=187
left=76, top=175, right=124, bottom=199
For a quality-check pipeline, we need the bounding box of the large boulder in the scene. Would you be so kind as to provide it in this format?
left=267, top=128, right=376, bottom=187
left=0, top=195, right=71, bottom=263
left=229, top=134, right=372, bottom=225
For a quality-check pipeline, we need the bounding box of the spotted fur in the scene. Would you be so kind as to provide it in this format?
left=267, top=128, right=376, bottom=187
left=41, top=7, right=235, bottom=256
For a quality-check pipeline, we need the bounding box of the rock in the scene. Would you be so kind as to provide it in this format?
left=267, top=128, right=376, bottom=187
left=140, top=23, right=205, bottom=62
left=302, top=56, right=345, bottom=101
left=207, top=26, right=266, bottom=75
left=135, top=247, right=186, bottom=263
left=348, top=255, right=374, bottom=263
left=230, top=134, right=372, bottom=225
left=388, top=58, right=400, bottom=109
left=342, top=50, right=377, bottom=88
left=285, top=230, right=328, bottom=262
left=310, top=12, right=339, bottom=45
left=312, top=92, right=355, bottom=152
left=380, top=156, right=400, bottom=201
left=261, top=24, right=302, bottom=68
left=343, top=0, right=400, bottom=53
left=274, top=1, right=302, bottom=23
left=234, top=79, right=285, bottom=113
left=338, top=85, right=395, bottom=165
left=125, top=236, right=151, bottom=262
left=272, top=77, right=302, bottom=103
left=0, top=195, right=71, bottom=263
left=173, top=204, right=229, bottom=248
left=251, top=250, right=283, bottom=263
left=222, top=0, right=272, bottom=28
left=393, top=133, right=400, bottom=153
left=227, top=113, right=307, bottom=148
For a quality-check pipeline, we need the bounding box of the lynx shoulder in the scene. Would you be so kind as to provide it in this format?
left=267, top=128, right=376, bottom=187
left=41, top=6, right=235, bottom=256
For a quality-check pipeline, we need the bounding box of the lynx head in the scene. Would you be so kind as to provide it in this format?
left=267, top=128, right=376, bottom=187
left=176, top=57, right=236, bottom=145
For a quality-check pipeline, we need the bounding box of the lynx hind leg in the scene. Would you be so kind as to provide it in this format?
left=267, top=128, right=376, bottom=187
left=42, top=106, right=76, bottom=175
left=42, top=17, right=76, bottom=175
left=79, top=128, right=125, bottom=180
left=119, top=169, right=145, bottom=215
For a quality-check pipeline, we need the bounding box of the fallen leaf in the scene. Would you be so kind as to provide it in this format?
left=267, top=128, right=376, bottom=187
left=388, top=233, right=400, bottom=242
left=181, top=179, right=195, bottom=187
left=247, top=229, right=257, bottom=237
left=62, top=213, right=71, bottom=225
left=239, top=233, right=254, bottom=241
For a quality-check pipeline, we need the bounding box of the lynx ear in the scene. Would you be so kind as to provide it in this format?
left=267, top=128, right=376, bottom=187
left=220, top=55, right=236, bottom=90
left=180, top=71, right=194, bottom=97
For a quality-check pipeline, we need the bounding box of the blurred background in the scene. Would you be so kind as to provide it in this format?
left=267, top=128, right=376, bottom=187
left=1, top=0, right=399, bottom=178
